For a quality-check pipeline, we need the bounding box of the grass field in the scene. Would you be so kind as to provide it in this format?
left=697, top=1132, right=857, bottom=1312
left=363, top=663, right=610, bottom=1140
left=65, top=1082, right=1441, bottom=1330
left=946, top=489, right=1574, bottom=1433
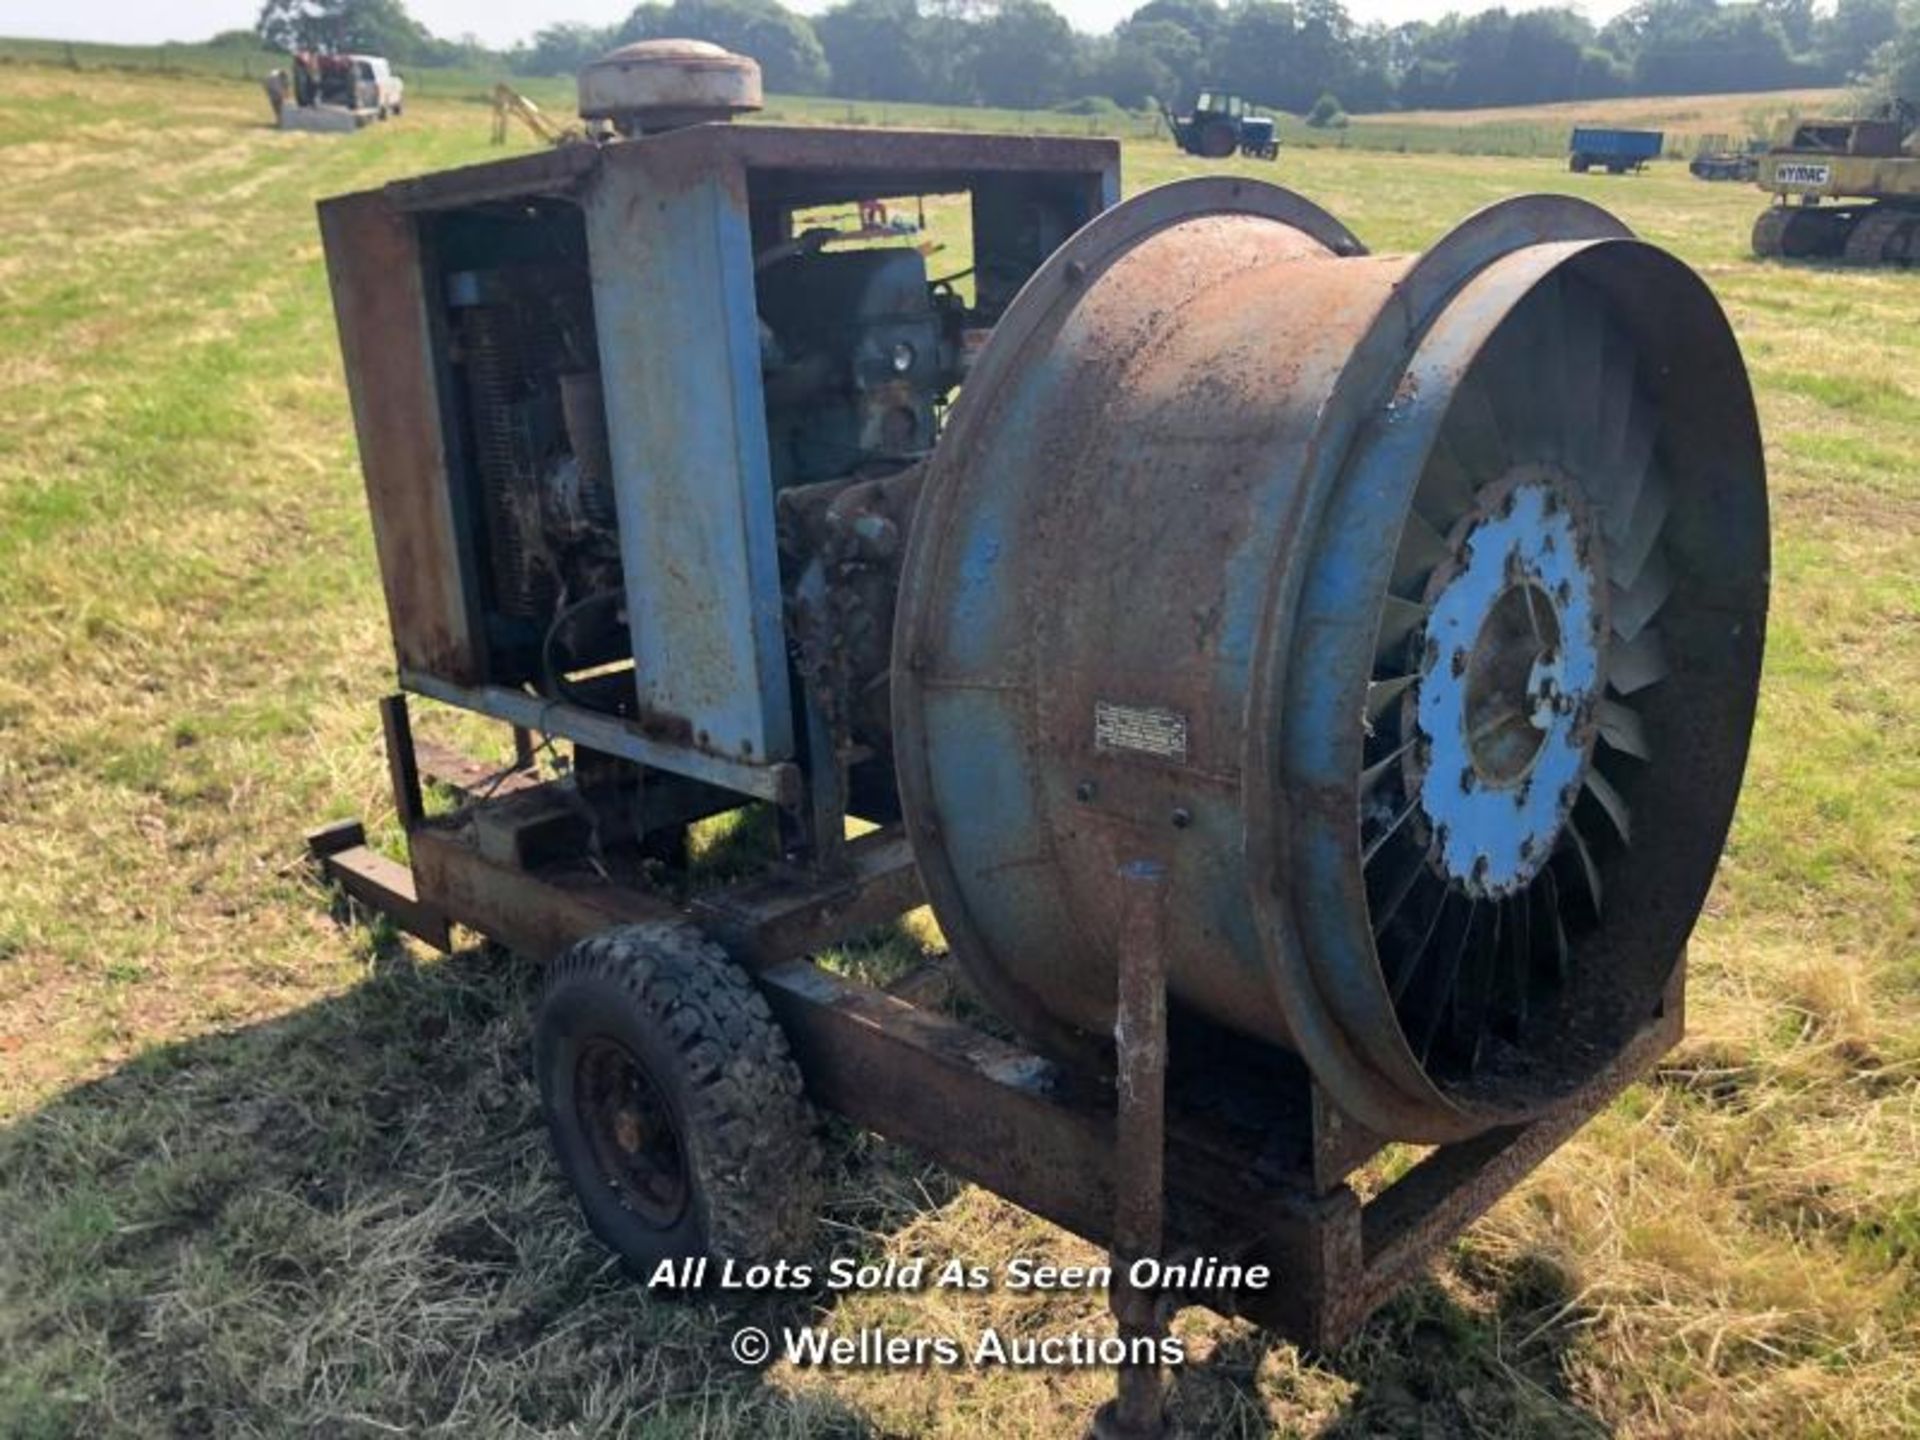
left=0, top=58, right=1916, bottom=1439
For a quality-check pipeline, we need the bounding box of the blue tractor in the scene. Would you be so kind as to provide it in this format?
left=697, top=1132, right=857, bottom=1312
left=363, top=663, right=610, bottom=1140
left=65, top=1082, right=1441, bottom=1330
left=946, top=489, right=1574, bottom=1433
left=1162, top=91, right=1279, bottom=160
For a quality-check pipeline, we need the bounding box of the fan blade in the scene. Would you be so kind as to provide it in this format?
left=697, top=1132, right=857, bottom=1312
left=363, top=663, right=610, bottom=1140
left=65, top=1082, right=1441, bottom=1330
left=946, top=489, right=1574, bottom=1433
left=1538, top=868, right=1571, bottom=984
left=1361, top=734, right=1416, bottom=795
left=1453, top=902, right=1500, bottom=1067
left=1444, top=375, right=1508, bottom=481
left=1503, top=886, right=1533, bottom=1028
left=1391, top=511, right=1451, bottom=596
left=1608, top=626, right=1670, bottom=695
left=1362, top=796, right=1418, bottom=864
left=1531, top=277, right=1570, bottom=464
left=1563, top=820, right=1604, bottom=918
left=1594, top=326, right=1636, bottom=474
left=1416, top=439, right=1477, bottom=523
left=1370, top=851, right=1427, bottom=936
left=1366, top=673, right=1416, bottom=724
left=1585, top=766, right=1633, bottom=846
left=1414, top=899, right=1475, bottom=1065
left=1374, top=596, right=1428, bottom=671
left=1597, top=698, right=1651, bottom=761
left=1388, top=888, right=1451, bottom=1003
left=1602, top=405, right=1657, bottom=544
left=1612, top=468, right=1671, bottom=590
left=1612, top=546, right=1673, bottom=643
left=1561, top=291, right=1606, bottom=477
left=1482, top=328, right=1549, bottom=462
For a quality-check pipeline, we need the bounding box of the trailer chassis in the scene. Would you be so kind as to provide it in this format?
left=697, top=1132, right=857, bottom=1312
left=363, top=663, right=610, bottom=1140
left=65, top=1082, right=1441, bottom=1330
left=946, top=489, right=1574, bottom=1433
left=312, top=694, right=1682, bottom=1428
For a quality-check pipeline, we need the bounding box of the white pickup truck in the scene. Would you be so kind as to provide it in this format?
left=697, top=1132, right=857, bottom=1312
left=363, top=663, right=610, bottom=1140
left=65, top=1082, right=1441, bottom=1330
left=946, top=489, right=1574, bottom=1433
left=347, top=55, right=405, bottom=118
left=275, top=52, right=405, bottom=128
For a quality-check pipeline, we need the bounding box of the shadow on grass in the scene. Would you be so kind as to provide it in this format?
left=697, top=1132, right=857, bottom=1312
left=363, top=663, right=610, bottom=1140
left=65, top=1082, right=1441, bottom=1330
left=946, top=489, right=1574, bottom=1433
left=0, top=937, right=884, bottom=1437
left=0, top=927, right=1607, bottom=1438
left=1172, top=1266, right=1609, bottom=1437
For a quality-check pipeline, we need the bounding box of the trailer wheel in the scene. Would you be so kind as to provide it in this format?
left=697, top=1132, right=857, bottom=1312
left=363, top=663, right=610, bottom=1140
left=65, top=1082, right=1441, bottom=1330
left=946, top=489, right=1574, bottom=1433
left=1570, top=155, right=1590, bottom=173
left=535, top=921, right=822, bottom=1274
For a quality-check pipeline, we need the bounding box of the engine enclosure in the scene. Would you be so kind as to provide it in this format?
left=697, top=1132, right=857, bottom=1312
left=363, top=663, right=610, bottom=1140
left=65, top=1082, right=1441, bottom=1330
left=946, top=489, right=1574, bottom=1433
left=320, top=127, right=1117, bottom=841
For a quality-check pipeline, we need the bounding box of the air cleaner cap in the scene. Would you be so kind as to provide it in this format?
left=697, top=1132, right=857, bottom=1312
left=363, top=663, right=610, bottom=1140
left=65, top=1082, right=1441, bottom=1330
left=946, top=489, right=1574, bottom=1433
left=578, top=39, right=762, bottom=135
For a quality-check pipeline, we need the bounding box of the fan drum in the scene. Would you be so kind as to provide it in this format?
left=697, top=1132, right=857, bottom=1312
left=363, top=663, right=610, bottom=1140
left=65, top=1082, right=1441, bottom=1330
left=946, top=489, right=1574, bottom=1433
left=893, top=180, right=1768, bottom=1142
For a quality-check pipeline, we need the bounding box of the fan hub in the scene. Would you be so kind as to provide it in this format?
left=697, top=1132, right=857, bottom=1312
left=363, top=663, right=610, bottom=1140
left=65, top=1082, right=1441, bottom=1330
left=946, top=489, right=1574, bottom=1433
left=1410, top=471, right=1606, bottom=898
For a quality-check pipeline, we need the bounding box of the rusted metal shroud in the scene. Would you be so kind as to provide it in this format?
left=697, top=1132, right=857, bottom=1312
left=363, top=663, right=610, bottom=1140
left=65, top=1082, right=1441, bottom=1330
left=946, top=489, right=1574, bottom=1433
left=893, top=179, right=1768, bottom=1143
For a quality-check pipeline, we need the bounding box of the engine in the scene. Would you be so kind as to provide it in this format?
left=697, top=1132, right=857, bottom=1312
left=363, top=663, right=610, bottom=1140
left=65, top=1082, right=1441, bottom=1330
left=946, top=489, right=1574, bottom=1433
left=439, top=229, right=963, bottom=747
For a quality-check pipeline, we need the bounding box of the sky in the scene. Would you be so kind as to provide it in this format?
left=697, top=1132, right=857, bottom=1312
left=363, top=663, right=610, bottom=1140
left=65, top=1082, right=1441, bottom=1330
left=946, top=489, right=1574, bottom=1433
left=0, top=0, right=1633, bottom=54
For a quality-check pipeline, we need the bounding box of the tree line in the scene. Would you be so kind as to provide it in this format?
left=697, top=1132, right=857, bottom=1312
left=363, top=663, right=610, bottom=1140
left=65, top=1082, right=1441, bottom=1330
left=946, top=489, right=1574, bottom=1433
left=259, top=0, right=1916, bottom=117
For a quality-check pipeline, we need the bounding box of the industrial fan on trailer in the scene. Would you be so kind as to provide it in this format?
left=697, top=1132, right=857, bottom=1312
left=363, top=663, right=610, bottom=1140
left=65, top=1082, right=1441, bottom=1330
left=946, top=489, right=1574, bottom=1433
left=312, top=39, right=1768, bottom=1434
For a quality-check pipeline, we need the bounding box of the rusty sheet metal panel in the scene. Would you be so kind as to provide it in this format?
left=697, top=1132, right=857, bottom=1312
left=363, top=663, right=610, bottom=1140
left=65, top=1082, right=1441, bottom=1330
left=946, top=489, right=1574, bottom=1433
left=610, top=123, right=1119, bottom=196
left=382, top=142, right=600, bottom=212
left=584, top=150, right=796, bottom=765
left=319, top=189, right=480, bottom=682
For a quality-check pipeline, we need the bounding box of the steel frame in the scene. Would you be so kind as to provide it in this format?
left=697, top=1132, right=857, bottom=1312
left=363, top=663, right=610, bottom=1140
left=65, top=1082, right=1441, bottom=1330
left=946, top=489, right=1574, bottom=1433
left=311, top=694, right=1684, bottom=1355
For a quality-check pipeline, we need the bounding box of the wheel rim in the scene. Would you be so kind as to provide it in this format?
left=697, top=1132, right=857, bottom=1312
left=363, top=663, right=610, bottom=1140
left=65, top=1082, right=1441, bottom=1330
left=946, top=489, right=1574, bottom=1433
left=574, top=1037, right=690, bottom=1227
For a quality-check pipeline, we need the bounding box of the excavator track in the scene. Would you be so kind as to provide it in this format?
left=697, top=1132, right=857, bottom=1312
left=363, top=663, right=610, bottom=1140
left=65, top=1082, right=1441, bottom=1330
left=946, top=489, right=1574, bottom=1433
left=1751, top=207, right=1790, bottom=258
left=1752, top=205, right=1855, bottom=260
left=1842, top=205, right=1920, bottom=266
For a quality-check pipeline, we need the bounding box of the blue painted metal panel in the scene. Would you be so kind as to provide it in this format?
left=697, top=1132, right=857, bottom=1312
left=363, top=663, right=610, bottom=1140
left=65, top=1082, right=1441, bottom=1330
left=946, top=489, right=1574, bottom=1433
left=584, top=158, right=795, bottom=767
left=1570, top=128, right=1663, bottom=161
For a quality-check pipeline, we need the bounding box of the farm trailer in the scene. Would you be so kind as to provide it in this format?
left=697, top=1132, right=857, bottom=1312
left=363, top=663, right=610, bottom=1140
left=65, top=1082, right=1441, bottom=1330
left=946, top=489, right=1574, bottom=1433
left=1569, top=127, right=1665, bottom=173
left=310, top=41, right=1769, bottom=1434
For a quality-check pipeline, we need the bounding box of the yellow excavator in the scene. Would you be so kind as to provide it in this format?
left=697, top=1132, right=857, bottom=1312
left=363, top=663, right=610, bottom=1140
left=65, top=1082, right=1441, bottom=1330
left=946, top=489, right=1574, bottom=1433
left=490, top=83, right=589, bottom=147
left=1751, top=100, right=1920, bottom=264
